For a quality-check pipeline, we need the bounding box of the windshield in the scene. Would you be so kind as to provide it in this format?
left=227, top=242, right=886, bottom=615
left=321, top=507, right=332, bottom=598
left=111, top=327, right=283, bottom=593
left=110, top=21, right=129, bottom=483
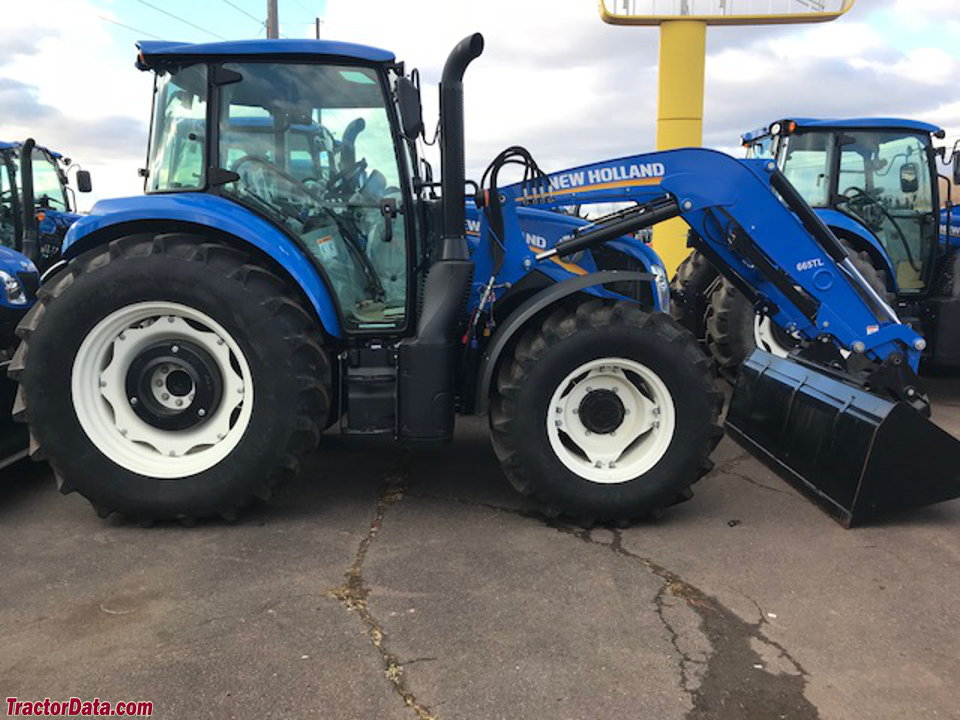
left=31, top=150, right=68, bottom=210
left=835, top=131, right=935, bottom=292
left=218, top=62, right=409, bottom=331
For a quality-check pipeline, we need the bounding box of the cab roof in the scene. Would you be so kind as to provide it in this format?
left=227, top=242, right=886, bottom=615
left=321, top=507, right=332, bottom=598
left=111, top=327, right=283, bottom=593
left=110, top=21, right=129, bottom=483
left=742, top=117, right=944, bottom=144
left=136, top=39, right=395, bottom=68
left=0, top=140, right=63, bottom=159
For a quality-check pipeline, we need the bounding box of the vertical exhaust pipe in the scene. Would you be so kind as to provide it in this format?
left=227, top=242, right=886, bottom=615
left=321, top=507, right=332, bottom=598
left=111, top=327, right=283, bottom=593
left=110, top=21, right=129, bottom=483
left=19, top=138, right=39, bottom=264
left=398, top=34, right=484, bottom=442
left=439, top=32, right=484, bottom=260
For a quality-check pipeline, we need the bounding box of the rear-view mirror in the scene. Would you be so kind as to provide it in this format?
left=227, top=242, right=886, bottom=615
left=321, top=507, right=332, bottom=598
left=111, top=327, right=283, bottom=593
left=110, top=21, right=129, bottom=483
left=900, top=162, right=919, bottom=194
left=396, top=76, right=423, bottom=140
left=76, top=169, right=92, bottom=193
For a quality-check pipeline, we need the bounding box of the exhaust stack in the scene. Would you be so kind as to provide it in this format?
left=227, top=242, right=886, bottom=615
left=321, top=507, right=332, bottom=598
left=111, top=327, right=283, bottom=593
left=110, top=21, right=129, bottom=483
left=438, top=32, right=484, bottom=261
left=398, top=34, right=484, bottom=443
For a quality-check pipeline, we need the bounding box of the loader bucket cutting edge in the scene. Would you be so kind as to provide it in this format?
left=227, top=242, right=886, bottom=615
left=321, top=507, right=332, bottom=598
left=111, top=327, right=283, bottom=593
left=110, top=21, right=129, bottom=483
left=725, top=350, right=960, bottom=527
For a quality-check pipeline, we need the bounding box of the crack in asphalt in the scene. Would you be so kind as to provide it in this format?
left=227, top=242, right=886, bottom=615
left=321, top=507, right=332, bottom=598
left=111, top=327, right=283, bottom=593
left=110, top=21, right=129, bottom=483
left=410, top=491, right=820, bottom=719
left=329, top=454, right=438, bottom=720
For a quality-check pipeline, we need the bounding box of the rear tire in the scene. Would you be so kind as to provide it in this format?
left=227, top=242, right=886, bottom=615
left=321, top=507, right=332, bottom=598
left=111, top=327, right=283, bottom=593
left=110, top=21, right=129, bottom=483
left=10, top=234, right=331, bottom=521
left=490, top=300, right=722, bottom=525
left=669, top=249, right=719, bottom=338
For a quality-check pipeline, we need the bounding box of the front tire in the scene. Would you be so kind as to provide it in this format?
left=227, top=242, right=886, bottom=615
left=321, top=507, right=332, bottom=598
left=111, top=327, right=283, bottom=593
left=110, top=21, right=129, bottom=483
left=490, top=300, right=722, bottom=524
left=11, top=234, right=331, bottom=521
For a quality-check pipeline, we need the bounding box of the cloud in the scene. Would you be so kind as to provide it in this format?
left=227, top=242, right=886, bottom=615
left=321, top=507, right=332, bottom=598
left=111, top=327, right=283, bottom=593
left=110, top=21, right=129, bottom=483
left=3, top=0, right=958, bottom=211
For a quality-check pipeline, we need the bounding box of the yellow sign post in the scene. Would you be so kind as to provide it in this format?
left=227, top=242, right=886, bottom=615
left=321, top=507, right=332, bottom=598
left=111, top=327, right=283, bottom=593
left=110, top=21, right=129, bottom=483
left=599, top=0, right=857, bottom=276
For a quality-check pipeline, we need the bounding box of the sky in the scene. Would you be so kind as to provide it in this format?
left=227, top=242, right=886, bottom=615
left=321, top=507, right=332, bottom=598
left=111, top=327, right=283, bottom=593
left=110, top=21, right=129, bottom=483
left=3, top=0, right=960, bottom=210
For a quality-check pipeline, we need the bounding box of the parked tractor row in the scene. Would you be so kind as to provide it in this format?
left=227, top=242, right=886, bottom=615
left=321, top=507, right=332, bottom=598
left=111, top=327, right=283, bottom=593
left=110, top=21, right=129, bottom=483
left=5, top=36, right=960, bottom=528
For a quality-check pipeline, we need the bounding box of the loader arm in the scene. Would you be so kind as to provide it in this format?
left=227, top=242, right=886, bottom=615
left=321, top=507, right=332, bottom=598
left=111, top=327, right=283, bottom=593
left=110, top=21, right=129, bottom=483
left=491, top=148, right=924, bottom=376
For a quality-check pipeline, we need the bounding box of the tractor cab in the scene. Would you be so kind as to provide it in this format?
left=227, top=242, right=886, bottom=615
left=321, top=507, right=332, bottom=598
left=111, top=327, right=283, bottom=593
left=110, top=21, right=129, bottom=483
left=140, top=42, right=414, bottom=332
left=0, top=140, right=91, bottom=271
left=742, top=118, right=944, bottom=294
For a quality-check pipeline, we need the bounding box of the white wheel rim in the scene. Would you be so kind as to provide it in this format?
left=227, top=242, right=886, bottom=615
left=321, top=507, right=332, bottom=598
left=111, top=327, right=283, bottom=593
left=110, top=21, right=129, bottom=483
left=546, top=357, right=676, bottom=484
left=71, top=301, right=253, bottom=478
left=753, top=315, right=795, bottom=359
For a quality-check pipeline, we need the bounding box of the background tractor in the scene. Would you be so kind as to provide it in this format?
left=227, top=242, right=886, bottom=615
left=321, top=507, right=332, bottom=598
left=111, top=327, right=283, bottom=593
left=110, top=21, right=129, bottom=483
left=10, top=37, right=960, bottom=527
left=0, top=139, right=91, bottom=273
left=1, top=140, right=89, bottom=470
left=671, top=117, right=960, bottom=379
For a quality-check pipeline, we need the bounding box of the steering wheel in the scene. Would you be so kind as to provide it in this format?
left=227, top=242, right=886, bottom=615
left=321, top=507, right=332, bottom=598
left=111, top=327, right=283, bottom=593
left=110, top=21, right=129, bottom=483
left=326, top=158, right=368, bottom=198
left=840, top=186, right=920, bottom=272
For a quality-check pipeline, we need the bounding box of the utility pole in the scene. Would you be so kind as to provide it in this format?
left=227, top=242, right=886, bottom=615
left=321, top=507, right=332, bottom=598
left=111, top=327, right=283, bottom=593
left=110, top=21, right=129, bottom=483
left=266, top=0, right=279, bottom=39
left=315, top=17, right=321, bottom=39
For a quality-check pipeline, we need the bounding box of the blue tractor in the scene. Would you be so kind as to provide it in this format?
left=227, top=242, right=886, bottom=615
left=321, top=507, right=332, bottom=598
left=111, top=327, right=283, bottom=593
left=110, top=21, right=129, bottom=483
left=0, top=139, right=91, bottom=273
left=672, top=117, right=960, bottom=379
left=1, top=140, right=90, bottom=468
left=11, top=37, right=960, bottom=526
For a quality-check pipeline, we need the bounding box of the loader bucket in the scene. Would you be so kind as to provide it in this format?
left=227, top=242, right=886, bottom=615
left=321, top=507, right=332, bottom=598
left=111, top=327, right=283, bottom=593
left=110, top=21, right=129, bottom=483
left=725, top=350, right=960, bottom=527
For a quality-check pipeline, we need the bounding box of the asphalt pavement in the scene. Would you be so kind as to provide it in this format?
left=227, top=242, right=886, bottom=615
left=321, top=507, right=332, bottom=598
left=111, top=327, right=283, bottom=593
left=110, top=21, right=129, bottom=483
left=1, top=378, right=958, bottom=719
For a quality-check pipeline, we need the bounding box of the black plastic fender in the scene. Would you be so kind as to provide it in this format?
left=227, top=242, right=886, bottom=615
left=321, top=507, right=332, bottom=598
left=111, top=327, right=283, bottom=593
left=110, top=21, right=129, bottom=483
left=473, top=270, right=654, bottom=415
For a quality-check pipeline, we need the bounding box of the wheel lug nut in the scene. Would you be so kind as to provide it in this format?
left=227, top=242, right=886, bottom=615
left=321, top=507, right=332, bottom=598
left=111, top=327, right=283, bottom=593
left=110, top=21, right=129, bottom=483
left=555, top=407, right=562, bottom=414
left=612, top=387, right=619, bottom=393
left=119, top=428, right=127, bottom=436
left=161, top=365, right=169, bottom=374
left=175, top=399, right=183, bottom=407
left=155, top=380, right=163, bottom=387
left=161, top=393, right=170, bottom=401
left=117, top=333, right=126, bottom=341
left=99, top=380, right=106, bottom=388
left=238, top=386, right=244, bottom=394
left=168, top=451, right=177, bottom=457
left=572, top=408, right=579, bottom=415
left=217, top=433, right=225, bottom=440
left=167, top=316, right=175, bottom=323
left=555, top=420, right=563, bottom=427
left=624, top=408, right=631, bottom=415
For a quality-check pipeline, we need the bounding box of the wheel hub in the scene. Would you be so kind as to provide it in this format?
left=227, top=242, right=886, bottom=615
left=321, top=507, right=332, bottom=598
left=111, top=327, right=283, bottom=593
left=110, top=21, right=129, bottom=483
left=578, top=389, right=625, bottom=435
left=125, top=340, right=222, bottom=431
left=546, top=358, right=677, bottom=484
left=73, top=304, right=253, bottom=476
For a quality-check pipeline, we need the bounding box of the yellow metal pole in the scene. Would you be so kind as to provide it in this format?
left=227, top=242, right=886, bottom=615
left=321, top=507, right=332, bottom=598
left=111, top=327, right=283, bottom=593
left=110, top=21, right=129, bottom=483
left=653, top=19, right=706, bottom=277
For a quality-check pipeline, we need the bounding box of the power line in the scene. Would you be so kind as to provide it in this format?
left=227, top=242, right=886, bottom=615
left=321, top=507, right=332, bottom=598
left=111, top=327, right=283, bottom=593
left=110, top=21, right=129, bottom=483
left=98, top=14, right=163, bottom=40
left=135, top=0, right=228, bottom=41
left=218, top=0, right=263, bottom=26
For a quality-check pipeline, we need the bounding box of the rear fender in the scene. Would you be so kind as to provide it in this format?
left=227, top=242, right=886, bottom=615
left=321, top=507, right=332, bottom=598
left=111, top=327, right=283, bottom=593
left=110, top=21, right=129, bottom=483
left=815, top=209, right=898, bottom=294
left=472, top=270, right=654, bottom=415
left=63, top=193, right=342, bottom=337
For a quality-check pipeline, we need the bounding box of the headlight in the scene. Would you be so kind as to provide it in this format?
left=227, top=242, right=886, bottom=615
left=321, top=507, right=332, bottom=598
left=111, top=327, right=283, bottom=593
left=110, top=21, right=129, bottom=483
left=0, top=270, right=27, bottom=305
left=652, top=265, right=670, bottom=311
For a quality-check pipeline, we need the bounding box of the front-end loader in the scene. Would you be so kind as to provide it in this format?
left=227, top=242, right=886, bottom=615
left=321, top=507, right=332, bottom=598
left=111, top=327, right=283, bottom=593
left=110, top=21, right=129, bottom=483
left=10, top=36, right=960, bottom=527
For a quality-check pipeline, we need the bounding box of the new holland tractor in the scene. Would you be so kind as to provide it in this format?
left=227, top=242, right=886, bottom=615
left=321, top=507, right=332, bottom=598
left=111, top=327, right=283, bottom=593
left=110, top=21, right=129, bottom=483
left=10, top=37, right=960, bottom=527
left=671, top=117, right=960, bottom=379
left=1, top=140, right=90, bottom=469
left=0, top=139, right=91, bottom=273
